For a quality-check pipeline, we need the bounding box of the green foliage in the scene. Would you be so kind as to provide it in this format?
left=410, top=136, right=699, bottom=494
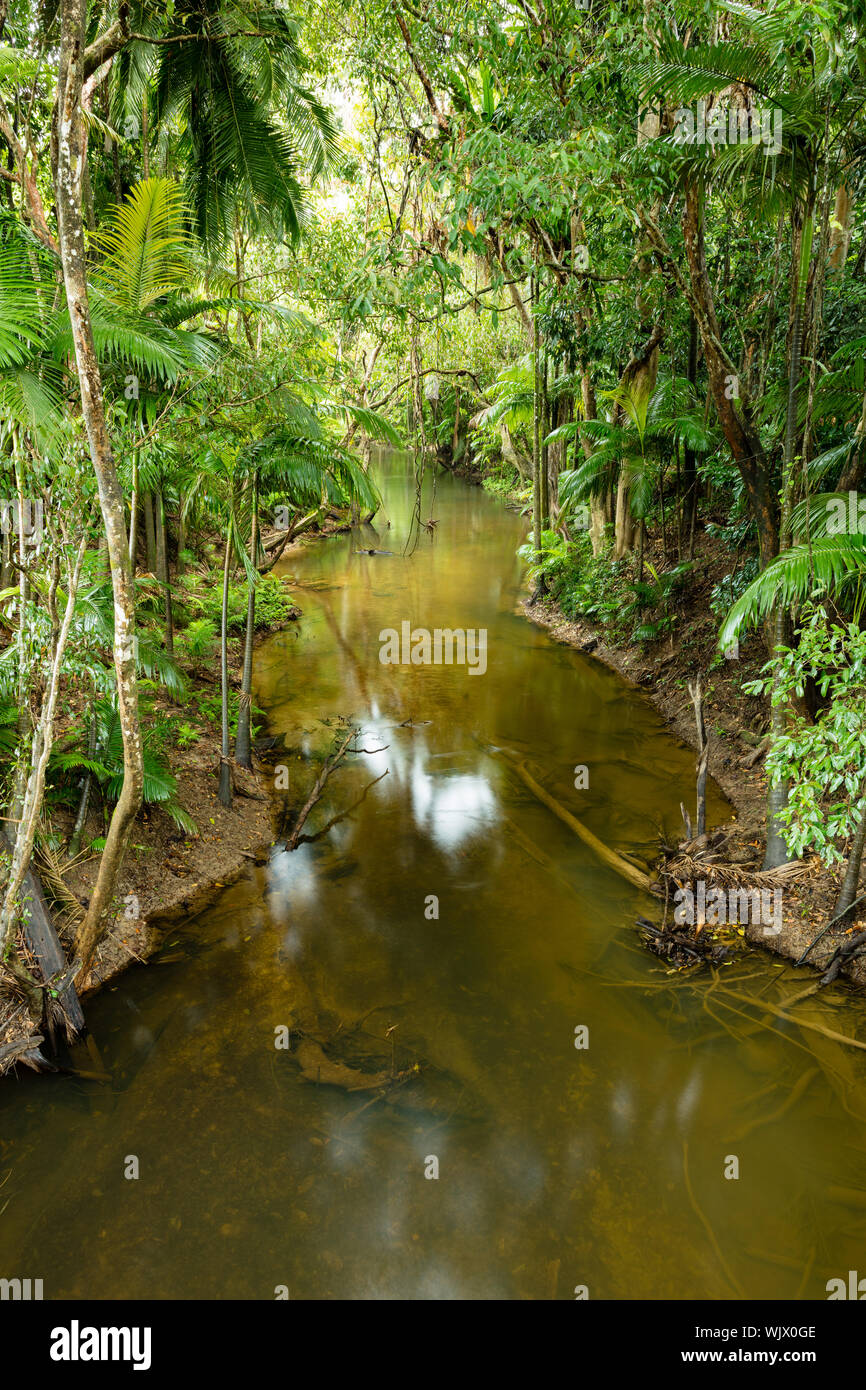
left=92, top=179, right=192, bottom=313
left=147, top=0, right=339, bottom=249
left=622, top=561, right=693, bottom=643
left=709, top=558, right=760, bottom=616
left=522, top=531, right=631, bottom=629
left=51, top=700, right=197, bottom=836
left=178, top=618, right=219, bottom=663
left=742, top=604, right=866, bottom=865
left=189, top=573, right=296, bottom=635
left=719, top=536, right=866, bottom=650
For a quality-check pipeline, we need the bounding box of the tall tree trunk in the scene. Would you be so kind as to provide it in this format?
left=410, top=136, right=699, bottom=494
left=540, top=348, right=551, bottom=532
left=531, top=272, right=545, bottom=595
left=235, top=478, right=258, bottom=770
left=219, top=533, right=233, bottom=806
left=683, top=311, right=699, bottom=553
left=143, top=490, right=157, bottom=573
left=639, top=187, right=779, bottom=567
left=154, top=488, right=174, bottom=657
left=0, top=537, right=87, bottom=1012
left=55, top=0, right=144, bottom=985
left=833, top=797, right=866, bottom=927
left=128, top=451, right=139, bottom=571
left=764, top=204, right=815, bottom=871
left=829, top=181, right=852, bottom=273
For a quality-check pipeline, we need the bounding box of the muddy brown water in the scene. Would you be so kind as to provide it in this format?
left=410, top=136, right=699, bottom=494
left=2, top=452, right=866, bottom=1300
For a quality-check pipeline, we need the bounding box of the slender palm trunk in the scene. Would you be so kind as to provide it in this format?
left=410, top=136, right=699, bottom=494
left=143, top=491, right=157, bottom=573
left=128, top=453, right=139, bottom=572
left=219, top=534, right=233, bottom=806
left=154, top=488, right=174, bottom=657
left=56, top=0, right=144, bottom=984
left=235, top=478, right=258, bottom=770
left=764, top=206, right=814, bottom=870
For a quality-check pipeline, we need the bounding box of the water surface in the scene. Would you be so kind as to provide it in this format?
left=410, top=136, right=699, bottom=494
left=1, top=452, right=864, bottom=1300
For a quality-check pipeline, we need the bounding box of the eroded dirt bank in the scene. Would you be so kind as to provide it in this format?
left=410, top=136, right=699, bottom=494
left=522, top=595, right=866, bottom=987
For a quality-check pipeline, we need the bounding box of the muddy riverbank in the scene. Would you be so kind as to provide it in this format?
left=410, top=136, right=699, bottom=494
left=521, top=594, right=865, bottom=987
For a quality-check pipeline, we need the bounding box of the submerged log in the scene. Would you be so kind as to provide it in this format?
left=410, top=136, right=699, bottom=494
left=486, top=745, right=656, bottom=893
left=0, top=830, right=85, bottom=1036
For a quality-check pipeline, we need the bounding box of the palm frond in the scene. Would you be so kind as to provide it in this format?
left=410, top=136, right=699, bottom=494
left=719, top=535, right=866, bottom=647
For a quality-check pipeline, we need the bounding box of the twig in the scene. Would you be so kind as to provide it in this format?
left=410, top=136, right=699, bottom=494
left=294, top=770, right=389, bottom=845
left=284, top=729, right=355, bottom=849
left=795, top=891, right=866, bottom=966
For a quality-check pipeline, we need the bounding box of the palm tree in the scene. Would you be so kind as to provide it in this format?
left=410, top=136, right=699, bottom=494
left=181, top=444, right=252, bottom=806
left=118, top=0, right=339, bottom=251
left=553, top=376, right=719, bottom=565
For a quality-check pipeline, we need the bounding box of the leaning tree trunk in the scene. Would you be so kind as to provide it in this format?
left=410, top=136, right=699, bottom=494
left=0, top=537, right=87, bottom=1014
left=235, top=477, right=259, bottom=770
left=56, top=0, right=144, bottom=985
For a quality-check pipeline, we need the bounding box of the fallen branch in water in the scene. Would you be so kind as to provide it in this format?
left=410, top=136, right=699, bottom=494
left=719, top=987, right=866, bottom=1052
left=484, top=744, right=655, bottom=893
left=293, top=770, right=389, bottom=846
left=284, top=728, right=389, bottom=850
left=284, top=730, right=354, bottom=848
